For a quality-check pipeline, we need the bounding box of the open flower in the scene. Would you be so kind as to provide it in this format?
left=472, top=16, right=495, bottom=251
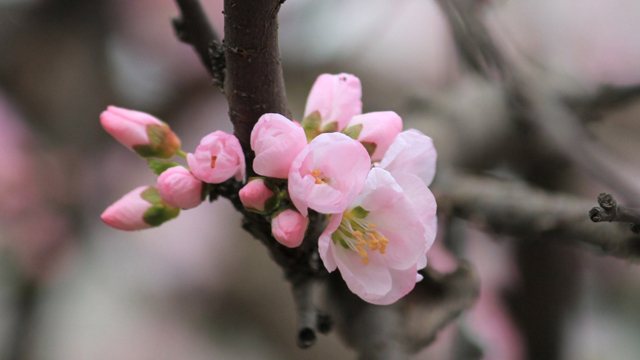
left=251, top=113, right=307, bottom=179
left=187, top=131, right=245, bottom=184
left=100, top=106, right=181, bottom=159
left=271, top=209, right=308, bottom=248
left=288, top=132, right=371, bottom=217
left=378, top=129, right=437, bottom=186
left=318, top=168, right=436, bottom=305
left=303, top=73, right=362, bottom=134
left=101, top=186, right=180, bottom=231
left=156, top=166, right=203, bottom=209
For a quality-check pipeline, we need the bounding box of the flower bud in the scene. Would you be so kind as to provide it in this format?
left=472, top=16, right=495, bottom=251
left=271, top=209, right=308, bottom=248
left=157, top=166, right=203, bottom=209
left=251, top=113, right=307, bottom=179
left=303, top=73, right=362, bottom=134
left=187, top=131, right=245, bottom=184
left=239, top=178, right=278, bottom=213
left=342, top=111, right=402, bottom=162
left=101, top=186, right=180, bottom=231
left=100, top=106, right=181, bottom=159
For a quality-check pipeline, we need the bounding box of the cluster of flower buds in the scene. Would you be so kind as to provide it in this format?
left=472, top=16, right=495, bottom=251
left=241, top=74, right=438, bottom=305
left=100, top=73, right=438, bottom=305
left=99, top=107, right=244, bottom=230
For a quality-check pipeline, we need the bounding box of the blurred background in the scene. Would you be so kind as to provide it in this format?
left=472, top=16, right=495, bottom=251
left=1, top=0, right=640, bottom=359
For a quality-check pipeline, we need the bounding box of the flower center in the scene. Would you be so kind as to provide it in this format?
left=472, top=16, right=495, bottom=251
left=210, top=155, right=217, bottom=168
left=312, top=169, right=326, bottom=184
left=331, top=207, right=389, bottom=265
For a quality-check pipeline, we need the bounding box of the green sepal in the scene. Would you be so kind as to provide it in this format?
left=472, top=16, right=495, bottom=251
left=342, top=124, right=363, bottom=139
left=321, top=121, right=339, bottom=133
left=142, top=204, right=180, bottom=227
left=147, top=159, right=181, bottom=175
left=301, top=111, right=322, bottom=142
left=132, top=124, right=179, bottom=159
left=201, top=182, right=211, bottom=201
left=133, top=144, right=159, bottom=158
left=351, top=206, right=370, bottom=219
left=245, top=194, right=280, bottom=215
left=360, top=141, right=377, bottom=158
left=331, top=232, right=350, bottom=249
left=140, top=187, right=162, bottom=204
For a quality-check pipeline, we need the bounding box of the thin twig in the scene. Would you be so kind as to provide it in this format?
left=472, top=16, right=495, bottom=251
left=326, top=261, right=479, bottom=358
left=173, top=0, right=225, bottom=90
left=437, top=172, right=640, bottom=260
left=590, top=193, right=640, bottom=234
left=567, top=84, right=640, bottom=122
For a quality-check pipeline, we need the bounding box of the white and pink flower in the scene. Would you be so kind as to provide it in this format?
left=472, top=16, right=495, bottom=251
left=187, top=131, right=245, bottom=184
left=156, top=166, right=203, bottom=209
left=342, top=111, right=402, bottom=161
left=101, top=186, right=180, bottom=231
left=319, top=168, right=437, bottom=305
left=100, top=106, right=181, bottom=159
left=271, top=209, right=309, bottom=248
left=304, top=73, right=362, bottom=132
left=239, top=178, right=277, bottom=213
left=288, top=132, right=371, bottom=217
left=378, top=129, right=437, bottom=187
left=251, top=113, right=307, bottom=179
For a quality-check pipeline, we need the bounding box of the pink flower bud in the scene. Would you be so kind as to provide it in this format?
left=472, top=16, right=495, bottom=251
left=100, top=106, right=181, bottom=159
left=101, top=186, right=180, bottom=231
left=303, top=73, right=362, bottom=132
left=343, top=111, right=403, bottom=162
left=251, top=113, right=307, bottom=179
left=271, top=209, right=308, bottom=248
left=187, top=131, right=245, bottom=184
left=239, top=178, right=277, bottom=213
left=156, top=166, right=203, bottom=209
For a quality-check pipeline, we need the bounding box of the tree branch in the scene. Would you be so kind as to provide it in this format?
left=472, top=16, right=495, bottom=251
left=173, top=0, right=225, bottom=90
left=326, top=262, right=479, bottom=359
left=223, top=0, right=292, bottom=160
left=567, top=84, right=640, bottom=122
left=437, top=172, right=640, bottom=259
left=590, top=193, right=640, bottom=234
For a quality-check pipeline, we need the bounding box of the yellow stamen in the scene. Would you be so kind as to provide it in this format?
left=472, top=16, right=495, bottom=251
left=334, top=210, right=390, bottom=265
left=210, top=156, right=217, bottom=169
left=312, top=169, right=325, bottom=184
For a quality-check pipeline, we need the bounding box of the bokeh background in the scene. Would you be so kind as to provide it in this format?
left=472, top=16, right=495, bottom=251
left=2, top=0, right=640, bottom=359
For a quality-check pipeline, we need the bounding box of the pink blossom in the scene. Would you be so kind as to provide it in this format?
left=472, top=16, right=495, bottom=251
left=379, top=129, right=437, bottom=186
left=318, top=168, right=436, bottom=305
left=288, top=132, right=371, bottom=217
left=187, top=131, right=245, bottom=184
left=239, top=178, right=277, bottom=213
left=303, top=73, right=362, bottom=132
left=271, top=209, right=309, bottom=248
left=100, top=106, right=181, bottom=159
left=343, top=111, right=402, bottom=161
left=251, top=113, right=307, bottom=179
left=156, top=166, right=203, bottom=209
left=101, top=186, right=180, bottom=231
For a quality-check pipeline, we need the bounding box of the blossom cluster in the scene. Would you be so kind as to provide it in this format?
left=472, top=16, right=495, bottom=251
left=99, top=73, right=437, bottom=305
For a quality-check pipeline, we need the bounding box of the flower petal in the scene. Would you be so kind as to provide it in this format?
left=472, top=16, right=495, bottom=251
left=304, top=73, right=363, bottom=131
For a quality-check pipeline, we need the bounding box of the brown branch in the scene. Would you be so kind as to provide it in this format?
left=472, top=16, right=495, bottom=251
left=437, top=172, right=640, bottom=259
left=590, top=193, right=640, bottom=234
left=437, top=0, right=640, bottom=205
left=223, top=0, right=292, bottom=160
left=326, top=262, right=479, bottom=359
left=173, top=0, right=225, bottom=90
left=567, top=84, right=640, bottom=122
